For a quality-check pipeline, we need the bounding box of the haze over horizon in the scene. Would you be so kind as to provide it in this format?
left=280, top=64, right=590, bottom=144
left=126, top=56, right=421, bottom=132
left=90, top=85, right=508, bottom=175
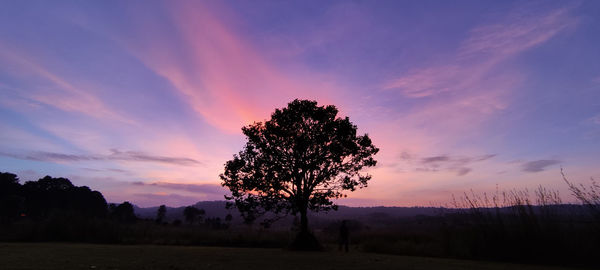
left=1, top=0, right=599, bottom=207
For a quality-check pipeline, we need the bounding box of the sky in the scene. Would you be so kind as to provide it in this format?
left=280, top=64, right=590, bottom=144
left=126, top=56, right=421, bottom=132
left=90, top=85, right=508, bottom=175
left=1, top=0, right=599, bottom=207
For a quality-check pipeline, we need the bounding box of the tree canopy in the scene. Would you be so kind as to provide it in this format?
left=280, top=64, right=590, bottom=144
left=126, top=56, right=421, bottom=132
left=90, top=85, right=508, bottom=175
left=0, top=173, right=108, bottom=222
left=156, top=204, right=167, bottom=224
left=220, top=99, right=378, bottom=235
left=183, top=206, right=205, bottom=225
left=109, top=201, right=136, bottom=223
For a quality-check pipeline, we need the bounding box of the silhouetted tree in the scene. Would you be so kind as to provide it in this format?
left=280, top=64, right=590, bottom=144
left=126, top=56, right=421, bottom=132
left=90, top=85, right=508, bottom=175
left=21, top=176, right=107, bottom=219
left=183, top=206, right=204, bottom=225
left=198, top=208, right=206, bottom=222
left=109, top=201, right=136, bottom=223
left=0, top=172, right=23, bottom=223
left=207, top=217, right=223, bottom=229
left=0, top=172, right=20, bottom=192
left=69, top=186, right=108, bottom=218
left=221, top=99, right=378, bottom=249
left=156, top=205, right=167, bottom=224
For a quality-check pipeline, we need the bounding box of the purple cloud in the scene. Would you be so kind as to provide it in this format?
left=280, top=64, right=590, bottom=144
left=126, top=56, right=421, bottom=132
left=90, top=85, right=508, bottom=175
left=522, top=160, right=561, bottom=173
left=415, top=154, right=496, bottom=176
left=421, top=156, right=451, bottom=164
left=0, top=149, right=201, bottom=166
left=108, top=149, right=201, bottom=166
left=132, top=181, right=225, bottom=195
left=455, top=167, right=472, bottom=176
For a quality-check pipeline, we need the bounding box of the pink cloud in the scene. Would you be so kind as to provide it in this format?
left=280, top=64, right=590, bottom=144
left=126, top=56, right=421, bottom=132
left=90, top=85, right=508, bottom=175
left=115, top=2, right=342, bottom=134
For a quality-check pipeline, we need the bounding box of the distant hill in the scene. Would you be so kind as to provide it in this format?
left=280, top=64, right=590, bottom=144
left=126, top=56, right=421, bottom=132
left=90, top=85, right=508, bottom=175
left=133, top=201, right=234, bottom=222
left=132, top=201, right=448, bottom=227
left=132, top=201, right=586, bottom=229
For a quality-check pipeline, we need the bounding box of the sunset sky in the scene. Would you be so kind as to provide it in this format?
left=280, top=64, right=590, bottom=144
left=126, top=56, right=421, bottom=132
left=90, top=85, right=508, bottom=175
left=1, top=0, right=599, bottom=207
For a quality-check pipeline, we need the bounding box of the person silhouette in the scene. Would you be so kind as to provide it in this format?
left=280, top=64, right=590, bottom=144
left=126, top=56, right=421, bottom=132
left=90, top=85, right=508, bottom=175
left=339, top=220, right=349, bottom=252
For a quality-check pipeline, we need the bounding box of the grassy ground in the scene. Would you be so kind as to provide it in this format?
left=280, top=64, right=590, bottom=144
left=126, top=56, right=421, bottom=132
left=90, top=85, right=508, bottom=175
left=0, top=243, right=581, bottom=270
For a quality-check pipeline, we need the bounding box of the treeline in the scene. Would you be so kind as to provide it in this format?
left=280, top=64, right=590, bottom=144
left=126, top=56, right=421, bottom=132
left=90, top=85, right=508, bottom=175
left=0, top=172, right=135, bottom=224
left=0, top=172, right=139, bottom=243
left=0, top=172, right=240, bottom=244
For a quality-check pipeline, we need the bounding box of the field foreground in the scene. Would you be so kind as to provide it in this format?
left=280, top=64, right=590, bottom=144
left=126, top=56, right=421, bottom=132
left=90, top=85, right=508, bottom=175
left=0, top=243, right=580, bottom=270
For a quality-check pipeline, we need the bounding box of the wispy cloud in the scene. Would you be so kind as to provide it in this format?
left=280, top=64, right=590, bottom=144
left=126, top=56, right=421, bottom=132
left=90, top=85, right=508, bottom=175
left=589, top=114, right=600, bottom=125
left=113, top=1, right=340, bottom=133
left=522, top=159, right=561, bottom=173
left=402, top=153, right=496, bottom=176
left=82, top=168, right=129, bottom=174
left=0, top=149, right=201, bottom=166
left=132, top=181, right=224, bottom=195
left=0, top=46, right=134, bottom=124
left=131, top=193, right=202, bottom=207
left=592, top=75, right=600, bottom=85
left=384, top=5, right=577, bottom=99
left=370, top=4, right=578, bottom=187
left=0, top=151, right=100, bottom=162
left=421, top=156, right=451, bottom=164
left=108, top=149, right=200, bottom=166
left=460, top=6, right=577, bottom=58
left=455, top=167, right=472, bottom=176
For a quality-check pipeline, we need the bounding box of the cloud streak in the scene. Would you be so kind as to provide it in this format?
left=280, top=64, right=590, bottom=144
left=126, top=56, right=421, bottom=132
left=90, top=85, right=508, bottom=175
left=0, top=46, right=134, bottom=125
left=402, top=153, right=496, bottom=176
left=522, top=160, right=561, bottom=173
left=0, top=149, right=201, bottom=166
left=460, top=6, right=577, bottom=58
left=114, top=1, right=340, bottom=133
left=368, top=4, right=579, bottom=190
left=108, top=149, right=200, bottom=166
left=132, top=181, right=224, bottom=195
left=131, top=193, right=203, bottom=207
left=384, top=5, right=577, bottom=99
left=419, top=154, right=496, bottom=176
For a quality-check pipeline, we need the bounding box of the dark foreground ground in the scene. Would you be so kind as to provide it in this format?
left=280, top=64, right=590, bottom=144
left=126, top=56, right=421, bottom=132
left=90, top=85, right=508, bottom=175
left=0, top=243, right=583, bottom=270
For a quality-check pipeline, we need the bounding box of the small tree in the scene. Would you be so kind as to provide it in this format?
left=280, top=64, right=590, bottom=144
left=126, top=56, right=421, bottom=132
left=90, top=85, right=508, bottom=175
left=183, top=206, right=204, bottom=225
left=156, top=205, right=167, bottom=224
left=221, top=99, right=378, bottom=248
left=109, top=201, right=136, bottom=223
left=0, top=172, right=23, bottom=223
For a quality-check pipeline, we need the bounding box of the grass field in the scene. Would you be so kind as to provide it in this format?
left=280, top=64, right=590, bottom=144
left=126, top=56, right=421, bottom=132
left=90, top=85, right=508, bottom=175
left=0, top=243, right=581, bottom=270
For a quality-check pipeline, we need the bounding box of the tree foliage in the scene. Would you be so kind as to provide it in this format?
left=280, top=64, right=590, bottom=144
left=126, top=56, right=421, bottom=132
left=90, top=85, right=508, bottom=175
left=183, top=206, right=205, bottom=225
left=1, top=173, right=108, bottom=224
left=156, top=204, right=167, bottom=223
left=221, top=99, right=378, bottom=231
left=109, top=201, right=136, bottom=223
left=0, top=172, right=23, bottom=223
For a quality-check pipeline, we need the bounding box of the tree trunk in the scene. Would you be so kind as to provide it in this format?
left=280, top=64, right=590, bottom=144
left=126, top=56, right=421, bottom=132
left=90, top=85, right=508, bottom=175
left=300, top=208, right=308, bottom=234
left=291, top=206, right=321, bottom=251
